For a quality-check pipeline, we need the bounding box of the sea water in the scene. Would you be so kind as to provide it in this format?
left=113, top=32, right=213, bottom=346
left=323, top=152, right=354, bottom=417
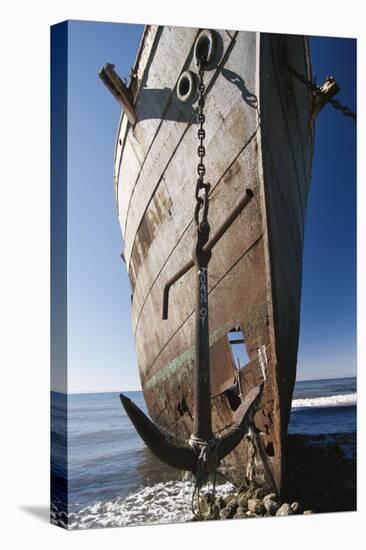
left=51, top=376, right=356, bottom=529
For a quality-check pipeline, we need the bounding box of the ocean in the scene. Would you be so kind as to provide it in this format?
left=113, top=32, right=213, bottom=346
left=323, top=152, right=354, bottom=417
left=51, top=376, right=356, bottom=529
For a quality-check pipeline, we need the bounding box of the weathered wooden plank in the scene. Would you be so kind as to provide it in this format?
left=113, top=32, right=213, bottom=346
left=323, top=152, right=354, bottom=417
left=116, top=27, right=200, bottom=231
left=114, top=113, right=128, bottom=213
left=262, top=136, right=304, bottom=278
left=269, top=34, right=313, bottom=213
left=290, top=36, right=314, bottom=197
left=113, top=27, right=160, bottom=184
left=134, top=197, right=265, bottom=381
left=115, top=27, right=198, bottom=226
left=130, top=126, right=260, bottom=337
left=258, top=34, right=313, bottom=446
left=121, top=29, right=234, bottom=266
left=126, top=30, right=258, bottom=304
left=141, top=234, right=267, bottom=384
left=116, top=137, right=142, bottom=234
left=133, top=26, right=199, bottom=155
left=132, top=26, right=160, bottom=97
left=259, top=35, right=309, bottom=249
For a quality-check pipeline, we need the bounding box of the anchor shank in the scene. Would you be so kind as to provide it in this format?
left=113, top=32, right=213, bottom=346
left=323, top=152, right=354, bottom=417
left=193, top=253, right=212, bottom=441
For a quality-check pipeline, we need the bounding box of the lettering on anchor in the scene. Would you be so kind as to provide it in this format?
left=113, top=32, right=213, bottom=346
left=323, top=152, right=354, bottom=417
left=199, top=268, right=208, bottom=324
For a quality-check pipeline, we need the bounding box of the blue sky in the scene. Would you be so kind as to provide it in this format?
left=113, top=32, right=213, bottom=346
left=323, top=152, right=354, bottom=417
left=297, top=36, right=356, bottom=380
left=63, top=22, right=356, bottom=392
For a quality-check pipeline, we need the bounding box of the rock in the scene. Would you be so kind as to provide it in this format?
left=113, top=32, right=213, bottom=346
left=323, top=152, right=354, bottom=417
left=199, top=493, right=211, bottom=514
left=276, top=503, right=294, bottom=517
left=218, top=496, right=227, bottom=510
left=207, top=505, right=220, bottom=520
left=263, top=492, right=278, bottom=503
left=238, top=491, right=251, bottom=509
left=264, top=499, right=279, bottom=516
left=248, top=498, right=264, bottom=515
left=234, top=506, right=246, bottom=519
left=219, top=507, right=229, bottom=520
left=253, top=488, right=266, bottom=500
left=238, top=482, right=249, bottom=493
left=240, top=485, right=256, bottom=498
left=226, top=495, right=238, bottom=514
left=227, top=495, right=238, bottom=507
left=220, top=505, right=236, bottom=520
left=303, top=510, right=314, bottom=515
left=291, top=502, right=301, bottom=514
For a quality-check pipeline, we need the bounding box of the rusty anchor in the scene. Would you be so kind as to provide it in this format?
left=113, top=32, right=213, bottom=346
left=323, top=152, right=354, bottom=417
left=120, top=48, right=263, bottom=485
left=120, top=187, right=262, bottom=482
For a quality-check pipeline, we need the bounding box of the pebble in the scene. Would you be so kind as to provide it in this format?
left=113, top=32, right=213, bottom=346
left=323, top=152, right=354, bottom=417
left=276, top=503, right=294, bottom=517
left=263, top=493, right=278, bottom=503
left=291, top=501, right=301, bottom=514
left=238, top=491, right=251, bottom=509
left=218, top=496, right=227, bottom=510
left=234, top=506, right=246, bottom=519
left=226, top=496, right=239, bottom=515
left=219, top=508, right=230, bottom=520
left=248, top=498, right=264, bottom=515
left=209, top=505, right=220, bottom=520
left=253, top=488, right=266, bottom=500
left=264, top=499, right=279, bottom=516
left=202, top=484, right=317, bottom=522
left=219, top=505, right=236, bottom=520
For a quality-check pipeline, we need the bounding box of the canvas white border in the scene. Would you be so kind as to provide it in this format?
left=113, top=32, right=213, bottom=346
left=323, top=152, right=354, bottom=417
left=0, top=1, right=363, bottom=549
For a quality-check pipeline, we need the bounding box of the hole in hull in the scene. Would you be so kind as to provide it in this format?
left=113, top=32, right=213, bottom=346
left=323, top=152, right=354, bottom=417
left=177, top=397, right=191, bottom=417
left=224, top=385, right=241, bottom=411
left=226, top=328, right=250, bottom=368
left=176, top=71, right=196, bottom=103
left=224, top=328, right=251, bottom=411
left=265, top=442, right=274, bottom=456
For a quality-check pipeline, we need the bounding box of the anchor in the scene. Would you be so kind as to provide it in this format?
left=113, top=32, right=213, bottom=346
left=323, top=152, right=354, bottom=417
left=120, top=46, right=263, bottom=484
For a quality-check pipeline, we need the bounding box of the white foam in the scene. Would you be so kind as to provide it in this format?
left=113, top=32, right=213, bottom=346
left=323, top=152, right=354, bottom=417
left=291, top=393, right=356, bottom=409
left=52, top=479, right=237, bottom=530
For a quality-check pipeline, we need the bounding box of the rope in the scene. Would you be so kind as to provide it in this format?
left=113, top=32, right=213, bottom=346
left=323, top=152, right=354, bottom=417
left=257, top=344, right=268, bottom=381
left=245, top=426, right=257, bottom=483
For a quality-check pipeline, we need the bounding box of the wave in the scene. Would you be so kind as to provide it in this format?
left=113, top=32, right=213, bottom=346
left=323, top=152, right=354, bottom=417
left=51, top=479, right=236, bottom=530
left=291, top=393, right=356, bottom=409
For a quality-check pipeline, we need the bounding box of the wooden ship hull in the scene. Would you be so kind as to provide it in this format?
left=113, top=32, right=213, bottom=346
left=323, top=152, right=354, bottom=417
left=111, top=27, right=314, bottom=495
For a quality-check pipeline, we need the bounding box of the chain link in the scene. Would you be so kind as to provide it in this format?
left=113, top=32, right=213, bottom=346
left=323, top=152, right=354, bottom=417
left=285, top=61, right=356, bottom=122
left=195, top=57, right=210, bottom=227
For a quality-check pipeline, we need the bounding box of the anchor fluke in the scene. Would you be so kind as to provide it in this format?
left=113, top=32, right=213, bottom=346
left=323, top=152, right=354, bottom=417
left=120, top=383, right=263, bottom=476
left=217, top=383, right=263, bottom=459
left=119, top=393, right=197, bottom=471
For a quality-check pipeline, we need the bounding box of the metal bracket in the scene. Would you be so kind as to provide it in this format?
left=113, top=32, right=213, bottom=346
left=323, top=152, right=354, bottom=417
left=162, top=188, right=254, bottom=320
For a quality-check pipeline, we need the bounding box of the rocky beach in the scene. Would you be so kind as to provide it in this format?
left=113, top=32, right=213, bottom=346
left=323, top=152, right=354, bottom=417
left=196, top=432, right=356, bottom=521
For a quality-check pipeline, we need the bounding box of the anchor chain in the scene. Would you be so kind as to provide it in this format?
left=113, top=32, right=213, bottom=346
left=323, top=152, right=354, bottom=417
left=195, top=56, right=211, bottom=231
left=285, top=61, right=356, bottom=122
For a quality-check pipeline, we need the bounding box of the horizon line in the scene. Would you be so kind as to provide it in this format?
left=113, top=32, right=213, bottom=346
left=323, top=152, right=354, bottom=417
left=52, top=373, right=356, bottom=395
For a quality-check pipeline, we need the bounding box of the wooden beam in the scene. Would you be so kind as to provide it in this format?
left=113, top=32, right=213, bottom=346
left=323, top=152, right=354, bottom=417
left=99, top=63, right=137, bottom=126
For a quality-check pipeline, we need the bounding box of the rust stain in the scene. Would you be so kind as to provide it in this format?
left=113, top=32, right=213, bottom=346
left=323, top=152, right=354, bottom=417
left=129, top=184, right=172, bottom=290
